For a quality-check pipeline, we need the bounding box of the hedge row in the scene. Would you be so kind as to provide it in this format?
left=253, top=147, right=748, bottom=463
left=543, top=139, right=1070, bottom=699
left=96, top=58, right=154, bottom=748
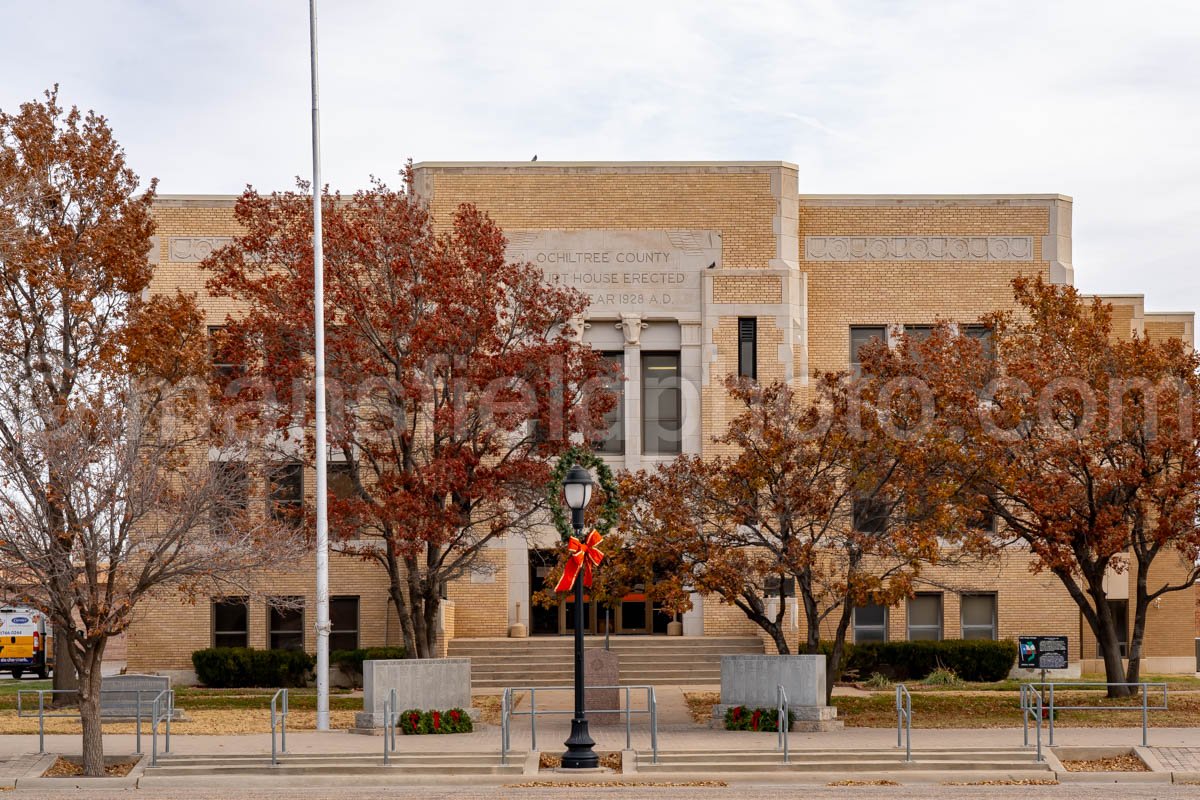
left=398, top=708, right=473, bottom=735
left=191, top=648, right=315, bottom=688
left=331, top=647, right=408, bottom=678
left=823, top=639, right=1018, bottom=683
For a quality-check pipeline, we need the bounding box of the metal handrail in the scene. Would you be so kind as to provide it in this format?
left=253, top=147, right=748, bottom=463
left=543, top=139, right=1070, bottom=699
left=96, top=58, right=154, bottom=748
left=894, top=684, right=912, bottom=762
left=382, top=687, right=398, bottom=765
left=270, top=688, right=288, bottom=766
left=150, top=689, right=174, bottom=766
left=499, top=684, right=658, bottom=766
left=776, top=685, right=789, bottom=764
left=16, top=688, right=166, bottom=755
left=1020, top=681, right=1167, bottom=748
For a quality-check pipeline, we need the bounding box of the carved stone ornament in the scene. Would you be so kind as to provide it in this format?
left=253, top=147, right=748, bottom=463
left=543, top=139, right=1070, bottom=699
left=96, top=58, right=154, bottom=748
left=805, top=236, right=1033, bottom=262
left=616, top=314, right=649, bottom=346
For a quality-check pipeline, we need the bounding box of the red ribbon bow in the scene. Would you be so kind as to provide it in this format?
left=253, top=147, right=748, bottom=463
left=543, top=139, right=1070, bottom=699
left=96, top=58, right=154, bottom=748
left=554, top=529, right=605, bottom=593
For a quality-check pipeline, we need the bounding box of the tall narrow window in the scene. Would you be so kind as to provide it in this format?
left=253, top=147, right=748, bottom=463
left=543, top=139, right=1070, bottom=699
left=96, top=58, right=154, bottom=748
left=737, top=318, right=757, bottom=380
left=209, top=461, right=249, bottom=532
left=1107, top=599, right=1129, bottom=657
left=961, top=594, right=997, bottom=640
left=642, top=352, right=681, bottom=455
left=854, top=604, right=888, bottom=643
left=269, top=598, right=305, bottom=651
left=212, top=598, right=249, bottom=648
left=330, top=596, right=360, bottom=651
left=850, top=326, right=887, bottom=377
left=907, top=593, right=943, bottom=641
left=593, top=352, right=625, bottom=455
left=267, top=461, right=303, bottom=528
left=207, top=325, right=244, bottom=384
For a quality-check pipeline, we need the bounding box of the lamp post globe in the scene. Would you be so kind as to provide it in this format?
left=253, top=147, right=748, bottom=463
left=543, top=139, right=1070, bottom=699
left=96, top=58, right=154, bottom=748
left=561, top=463, right=599, bottom=769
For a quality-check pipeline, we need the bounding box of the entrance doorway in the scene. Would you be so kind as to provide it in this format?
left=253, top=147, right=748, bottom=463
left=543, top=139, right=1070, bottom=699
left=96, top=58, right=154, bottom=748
left=529, top=549, right=673, bottom=635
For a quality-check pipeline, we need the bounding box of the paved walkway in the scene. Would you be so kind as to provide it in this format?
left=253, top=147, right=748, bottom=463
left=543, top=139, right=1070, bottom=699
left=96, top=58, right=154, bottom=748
left=1153, top=746, right=1200, bottom=772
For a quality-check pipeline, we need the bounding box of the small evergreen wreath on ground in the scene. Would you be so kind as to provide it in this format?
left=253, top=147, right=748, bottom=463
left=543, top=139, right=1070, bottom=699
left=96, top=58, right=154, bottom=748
left=546, top=445, right=620, bottom=541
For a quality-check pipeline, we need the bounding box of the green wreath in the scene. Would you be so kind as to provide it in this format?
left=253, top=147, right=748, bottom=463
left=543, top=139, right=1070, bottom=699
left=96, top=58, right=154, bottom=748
left=546, top=445, right=621, bottom=541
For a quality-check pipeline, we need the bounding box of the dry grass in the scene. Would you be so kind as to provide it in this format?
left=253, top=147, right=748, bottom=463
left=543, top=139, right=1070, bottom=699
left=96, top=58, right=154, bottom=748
left=684, top=691, right=720, bottom=725
left=835, top=692, right=1200, bottom=728
left=945, top=779, right=1060, bottom=785
left=1061, top=753, right=1149, bottom=772
left=43, top=756, right=138, bottom=778
left=472, top=693, right=523, bottom=726
left=538, top=751, right=622, bottom=771
left=0, top=709, right=359, bottom=735
left=828, top=779, right=900, bottom=786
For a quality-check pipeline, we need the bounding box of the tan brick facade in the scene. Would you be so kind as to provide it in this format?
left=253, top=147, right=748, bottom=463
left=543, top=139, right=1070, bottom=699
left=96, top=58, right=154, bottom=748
left=125, top=162, right=1197, bottom=678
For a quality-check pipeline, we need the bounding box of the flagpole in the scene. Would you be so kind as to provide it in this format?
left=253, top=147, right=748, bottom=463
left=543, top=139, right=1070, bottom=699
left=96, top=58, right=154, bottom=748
left=309, top=0, right=331, bottom=732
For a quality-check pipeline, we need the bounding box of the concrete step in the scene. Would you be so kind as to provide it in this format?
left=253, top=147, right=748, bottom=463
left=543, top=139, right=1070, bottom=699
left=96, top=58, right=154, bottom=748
left=146, top=752, right=526, bottom=777
left=637, top=748, right=1051, bottom=774
left=645, top=749, right=1041, bottom=764
left=637, top=760, right=1049, bottom=773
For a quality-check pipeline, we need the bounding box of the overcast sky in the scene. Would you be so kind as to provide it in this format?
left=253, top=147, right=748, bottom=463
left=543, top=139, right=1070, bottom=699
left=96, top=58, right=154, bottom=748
left=3, top=0, right=1197, bottom=314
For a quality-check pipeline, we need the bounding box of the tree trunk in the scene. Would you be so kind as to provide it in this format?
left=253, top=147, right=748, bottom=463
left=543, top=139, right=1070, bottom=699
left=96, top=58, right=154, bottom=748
left=421, top=592, right=441, bottom=659
left=823, top=603, right=855, bottom=705
left=77, top=645, right=106, bottom=777
left=1125, top=562, right=1150, bottom=687
left=383, top=546, right=416, bottom=657
left=51, top=623, right=78, bottom=707
left=1089, top=588, right=1131, bottom=698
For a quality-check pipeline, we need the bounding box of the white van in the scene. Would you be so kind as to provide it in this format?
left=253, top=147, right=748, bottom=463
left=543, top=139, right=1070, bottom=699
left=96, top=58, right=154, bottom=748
left=0, top=607, right=51, bottom=679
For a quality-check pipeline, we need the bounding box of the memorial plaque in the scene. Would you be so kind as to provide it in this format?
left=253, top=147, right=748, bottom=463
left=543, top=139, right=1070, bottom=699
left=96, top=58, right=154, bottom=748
left=505, top=229, right=719, bottom=316
left=1018, top=635, right=1069, bottom=670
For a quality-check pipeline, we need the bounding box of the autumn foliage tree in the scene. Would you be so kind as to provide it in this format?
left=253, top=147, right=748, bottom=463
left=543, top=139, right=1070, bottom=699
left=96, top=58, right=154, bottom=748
left=0, top=89, right=300, bottom=776
left=204, top=175, right=614, bottom=658
left=925, top=276, right=1200, bottom=695
left=620, top=370, right=967, bottom=702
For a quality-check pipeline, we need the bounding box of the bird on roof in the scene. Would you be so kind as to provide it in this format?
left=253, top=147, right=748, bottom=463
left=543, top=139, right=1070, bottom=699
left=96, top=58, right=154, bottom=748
left=531, top=155, right=537, bottom=161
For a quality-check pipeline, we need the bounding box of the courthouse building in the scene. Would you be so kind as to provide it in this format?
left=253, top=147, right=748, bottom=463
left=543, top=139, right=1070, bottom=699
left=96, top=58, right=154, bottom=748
left=128, top=162, right=1198, bottom=681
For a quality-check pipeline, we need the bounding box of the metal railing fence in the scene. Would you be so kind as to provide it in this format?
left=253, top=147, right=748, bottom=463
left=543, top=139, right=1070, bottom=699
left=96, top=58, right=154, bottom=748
left=1020, top=681, right=1168, bottom=752
left=500, top=684, right=657, bottom=766
left=16, top=688, right=170, bottom=756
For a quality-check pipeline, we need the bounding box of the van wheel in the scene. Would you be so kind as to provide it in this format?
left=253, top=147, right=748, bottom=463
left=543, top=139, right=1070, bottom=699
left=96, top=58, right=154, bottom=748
left=10, top=669, right=23, bottom=680
left=35, top=667, right=47, bottom=680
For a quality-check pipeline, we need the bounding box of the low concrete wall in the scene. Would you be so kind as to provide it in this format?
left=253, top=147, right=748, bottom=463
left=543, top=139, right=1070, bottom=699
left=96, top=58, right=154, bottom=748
left=716, top=654, right=840, bottom=731
left=357, top=658, right=471, bottom=728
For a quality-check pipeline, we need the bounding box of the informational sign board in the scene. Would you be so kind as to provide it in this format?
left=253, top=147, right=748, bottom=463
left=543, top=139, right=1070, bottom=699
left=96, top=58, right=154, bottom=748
left=1018, top=635, right=1069, bottom=670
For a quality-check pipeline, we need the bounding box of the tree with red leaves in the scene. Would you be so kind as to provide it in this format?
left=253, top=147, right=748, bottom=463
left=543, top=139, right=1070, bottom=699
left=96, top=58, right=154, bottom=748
left=204, top=172, right=614, bottom=658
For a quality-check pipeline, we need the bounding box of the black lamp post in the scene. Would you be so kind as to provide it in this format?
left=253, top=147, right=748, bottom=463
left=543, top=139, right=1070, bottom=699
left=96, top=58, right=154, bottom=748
left=561, top=463, right=599, bottom=769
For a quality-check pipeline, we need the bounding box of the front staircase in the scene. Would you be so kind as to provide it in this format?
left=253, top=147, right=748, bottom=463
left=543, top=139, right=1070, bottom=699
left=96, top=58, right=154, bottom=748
left=448, top=635, right=764, bottom=690
left=638, top=747, right=1053, bottom=777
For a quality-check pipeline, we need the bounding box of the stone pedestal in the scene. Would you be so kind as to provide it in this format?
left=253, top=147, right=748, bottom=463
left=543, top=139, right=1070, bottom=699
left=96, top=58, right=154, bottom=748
left=666, top=620, right=683, bottom=636
left=354, top=658, right=471, bottom=729
left=584, top=648, right=620, bottom=726
left=713, top=654, right=841, bottom=732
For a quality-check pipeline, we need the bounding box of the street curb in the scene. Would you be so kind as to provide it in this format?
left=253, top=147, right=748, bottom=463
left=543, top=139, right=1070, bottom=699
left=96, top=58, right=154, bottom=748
left=1055, top=770, right=1172, bottom=783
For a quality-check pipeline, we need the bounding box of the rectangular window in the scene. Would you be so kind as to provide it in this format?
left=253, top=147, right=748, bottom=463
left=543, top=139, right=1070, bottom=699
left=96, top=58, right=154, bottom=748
left=212, top=598, right=249, bottom=648
left=854, top=604, right=888, bottom=643
left=850, top=326, right=887, bottom=377
left=209, top=461, right=249, bottom=532
left=269, top=598, right=305, bottom=651
left=267, top=461, right=303, bottom=528
left=907, top=593, right=943, bottom=641
left=961, top=324, right=995, bottom=360
left=330, top=596, right=360, bottom=651
left=903, top=324, right=934, bottom=343
left=642, top=352, right=681, bottom=455
left=207, top=325, right=244, bottom=383
left=738, top=318, right=757, bottom=380
left=853, top=496, right=890, bottom=534
left=961, top=594, right=997, bottom=640
left=764, top=575, right=795, bottom=598
left=593, top=352, right=625, bottom=455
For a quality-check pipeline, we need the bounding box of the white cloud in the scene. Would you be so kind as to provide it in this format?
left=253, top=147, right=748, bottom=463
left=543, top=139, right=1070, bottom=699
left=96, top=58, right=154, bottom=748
left=2, top=0, right=1197, bottom=312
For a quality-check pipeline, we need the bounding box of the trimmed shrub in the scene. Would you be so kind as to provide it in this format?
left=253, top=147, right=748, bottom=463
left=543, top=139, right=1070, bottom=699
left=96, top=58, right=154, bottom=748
left=822, top=639, right=1017, bottom=683
left=331, top=647, right=408, bottom=686
left=399, top=708, right=473, bottom=735
left=191, top=647, right=315, bottom=688
left=723, top=705, right=793, bottom=732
